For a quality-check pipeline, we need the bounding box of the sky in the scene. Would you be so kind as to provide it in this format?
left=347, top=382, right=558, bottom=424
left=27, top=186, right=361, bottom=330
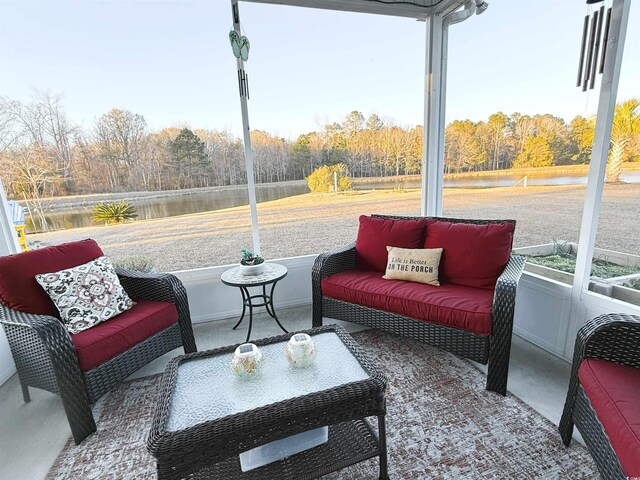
left=0, top=0, right=638, bottom=139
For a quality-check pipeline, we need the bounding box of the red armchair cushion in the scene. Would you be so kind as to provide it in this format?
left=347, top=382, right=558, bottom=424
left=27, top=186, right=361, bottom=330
left=356, top=215, right=426, bottom=272
left=424, top=219, right=514, bottom=289
left=71, top=299, right=179, bottom=371
left=322, top=269, right=494, bottom=335
left=579, top=358, right=640, bottom=477
left=0, top=239, right=104, bottom=316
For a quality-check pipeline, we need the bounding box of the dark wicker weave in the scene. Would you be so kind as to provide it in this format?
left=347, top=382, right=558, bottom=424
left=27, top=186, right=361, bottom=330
left=0, top=268, right=197, bottom=444
left=559, top=313, right=640, bottom=479
left=147, top=324, right=388, bottom=480
left=312, top=215, right=526, bottom=395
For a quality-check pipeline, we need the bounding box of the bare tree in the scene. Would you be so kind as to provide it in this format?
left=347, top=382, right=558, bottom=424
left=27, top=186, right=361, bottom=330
left=1, top=146, right=59, bottom=231
left=0, top=98, right=22, bottom=155
left=94, top=109, right=147, bottom=191
left=0, top=92, right=75, bottom=192
left=32, top=91, right=75, bottom=188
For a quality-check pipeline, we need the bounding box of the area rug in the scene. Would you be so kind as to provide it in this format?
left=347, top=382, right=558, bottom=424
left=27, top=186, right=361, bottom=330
left=47, top=330, right=597, bottom=479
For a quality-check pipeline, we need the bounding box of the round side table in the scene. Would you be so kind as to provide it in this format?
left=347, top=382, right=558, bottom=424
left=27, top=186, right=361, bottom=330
left=221, top=263, right=288, bottom=343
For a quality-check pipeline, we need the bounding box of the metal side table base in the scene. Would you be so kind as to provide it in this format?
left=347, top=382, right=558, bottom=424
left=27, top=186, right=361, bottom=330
left=221, top=263, right=288, bottom=343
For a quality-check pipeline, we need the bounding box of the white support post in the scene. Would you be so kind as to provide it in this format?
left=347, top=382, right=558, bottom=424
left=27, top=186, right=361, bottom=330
left=0, top=179, right=20, bottom=256
left=564, top=0, right=631, bottom=357
left=231, top=0, right=261, bottom=255
left=437, top=20, right=450, bottom=209
left=421, top=12, right=446, bottom=217
left=571, top=0, right=630, bottom=297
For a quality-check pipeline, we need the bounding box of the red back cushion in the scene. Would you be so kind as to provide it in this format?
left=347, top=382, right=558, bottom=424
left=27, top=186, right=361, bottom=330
left=424, top=219, right=514, bottom=289
left=355, top=215, right=426, bottom=272
left=0, top=239, right=104, bottom=315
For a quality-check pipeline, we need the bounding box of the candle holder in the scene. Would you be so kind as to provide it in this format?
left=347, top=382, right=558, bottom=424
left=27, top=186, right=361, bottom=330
left=285, top=333, right=317, bottom=368
left=231, top=343, right=263, bottom=379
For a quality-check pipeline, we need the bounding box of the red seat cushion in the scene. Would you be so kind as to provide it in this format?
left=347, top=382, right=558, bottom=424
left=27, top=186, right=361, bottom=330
left=71, top=299, right=179, bottom=371
left=322, top=269, right=494, bottom=335
left=579, top=359, right=640, bottom=477
left=356, top=215, right=426, bottom=272
left=424, top=219, right=514, bottom=289
left=0, top=239, right=103, bottom=316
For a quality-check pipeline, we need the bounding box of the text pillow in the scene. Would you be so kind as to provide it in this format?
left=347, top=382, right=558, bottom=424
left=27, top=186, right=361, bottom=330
left=383, top=246, right=443, bottom=286
left=356, top=215, right=426, bottom=272
left=424, top=219, right=515, bottom=289
left=35, top=256, right=135, bottom=334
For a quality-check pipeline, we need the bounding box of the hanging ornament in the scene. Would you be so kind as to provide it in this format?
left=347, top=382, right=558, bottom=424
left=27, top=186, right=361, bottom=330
left=229, top=31, right=250, bottom=61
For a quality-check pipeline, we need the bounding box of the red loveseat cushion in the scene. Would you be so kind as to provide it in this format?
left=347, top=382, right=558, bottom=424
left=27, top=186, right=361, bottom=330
left=0, top=239, right=104, bottom=316
left=71, top=299, right=179, bottom=371
left=356, top=215, right=426, bottom=272
left=578, top=359, right=640, bottom=477
left=424, top=219, right=514, bottom=289
left=322, top=269, right=494, bottom=335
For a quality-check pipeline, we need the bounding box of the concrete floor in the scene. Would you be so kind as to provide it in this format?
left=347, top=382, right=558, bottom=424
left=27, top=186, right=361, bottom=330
left=0, top=305, right=578, bottom=480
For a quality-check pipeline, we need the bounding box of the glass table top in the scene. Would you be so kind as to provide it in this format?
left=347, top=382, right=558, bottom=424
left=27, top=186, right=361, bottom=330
left=166, top=331, right=370, bottom=432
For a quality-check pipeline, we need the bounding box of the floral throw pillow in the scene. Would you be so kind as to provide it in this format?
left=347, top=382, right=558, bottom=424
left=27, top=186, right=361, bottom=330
left=35, top=256, right=135, bottom=334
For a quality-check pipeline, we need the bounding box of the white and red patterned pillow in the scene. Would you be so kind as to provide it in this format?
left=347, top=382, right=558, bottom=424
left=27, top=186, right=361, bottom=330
left=35, top=256, right=135, bottom=334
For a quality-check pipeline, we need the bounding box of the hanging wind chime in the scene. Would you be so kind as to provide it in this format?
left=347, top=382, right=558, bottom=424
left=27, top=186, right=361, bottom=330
left=576, top=0, right=612, bottom=92
left=230, top=4, right=251, bottom=99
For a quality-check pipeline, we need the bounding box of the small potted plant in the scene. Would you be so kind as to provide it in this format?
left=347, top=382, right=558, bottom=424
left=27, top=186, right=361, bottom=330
left=239, top=248, right=265, bottom=276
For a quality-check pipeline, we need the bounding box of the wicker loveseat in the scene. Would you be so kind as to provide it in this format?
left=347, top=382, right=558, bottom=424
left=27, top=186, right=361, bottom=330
left=0, top=239, right=197, bottom=444
left=312, top=214, right=526, bottom=395
left=559, top=313, right=640, bottom=479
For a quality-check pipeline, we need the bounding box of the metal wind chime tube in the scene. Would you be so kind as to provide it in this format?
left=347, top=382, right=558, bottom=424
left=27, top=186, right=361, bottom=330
left=576, top=15, right=589, bottom=87
left=589, top=5, right=605, bottom=90
left=599, top=8, right=612, bottom=74
left=237, top=70, right=249, bottom=99
left=577, top=1, right=612, bottom=92
left=582, top=9, right=598, bottom=91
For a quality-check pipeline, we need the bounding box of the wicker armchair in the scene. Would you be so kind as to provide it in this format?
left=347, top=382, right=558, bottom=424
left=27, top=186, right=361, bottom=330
left=0, top=258, right=197, bottom=444
left=559, top=313, right=640, bottom=479
left=312, top=215, right=526, bottom=395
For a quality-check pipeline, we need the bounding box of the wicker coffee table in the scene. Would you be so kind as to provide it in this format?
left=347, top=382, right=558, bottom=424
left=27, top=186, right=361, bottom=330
left=147, top=325, right=388, bottom=479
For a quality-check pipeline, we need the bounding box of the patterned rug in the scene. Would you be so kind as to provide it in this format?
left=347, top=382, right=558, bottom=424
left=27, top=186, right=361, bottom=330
left=47, top=330, right=597, bottom=479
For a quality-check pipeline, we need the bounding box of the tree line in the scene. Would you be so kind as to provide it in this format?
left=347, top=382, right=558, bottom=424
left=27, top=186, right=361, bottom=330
left=1, top=92, right=638, bottom=205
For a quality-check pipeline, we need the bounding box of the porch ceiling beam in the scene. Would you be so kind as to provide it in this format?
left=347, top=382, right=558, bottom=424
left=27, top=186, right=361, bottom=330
left=242, top=0, right=465, bottom=19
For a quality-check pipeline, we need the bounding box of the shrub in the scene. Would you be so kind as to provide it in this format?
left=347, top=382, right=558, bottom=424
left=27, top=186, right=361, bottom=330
left=624, top=278, right=640, bottom=291
left=306, top=164, right=352, bottom=193
left=526, top=254, right=640, bottom=278
left=114, top=256, right=155, bottom=273
left=92, top=201, right=138, bottom=225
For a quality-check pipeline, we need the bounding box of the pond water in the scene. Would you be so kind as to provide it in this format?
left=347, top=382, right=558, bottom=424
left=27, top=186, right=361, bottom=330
left=25, top=170, right=640, bottom=233
left=26, top=183, right=310, bottom=232
left=356, top=170, right=640, bottom=189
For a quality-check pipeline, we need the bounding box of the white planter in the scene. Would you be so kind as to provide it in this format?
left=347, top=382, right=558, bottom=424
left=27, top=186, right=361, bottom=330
left=514, top=242, right=640, bottom=307
left=239, top=263, right=265, bottom=276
